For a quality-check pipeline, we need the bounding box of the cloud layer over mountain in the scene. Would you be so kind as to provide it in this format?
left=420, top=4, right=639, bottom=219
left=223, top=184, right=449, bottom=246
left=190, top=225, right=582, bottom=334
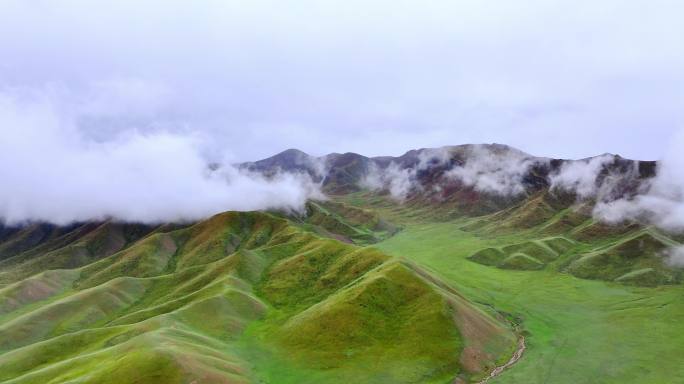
left=1, top=0, right=683, bottom=226
left=0, top=91, right=321, bottom=225
left=594, top=132, right=684, bottom=232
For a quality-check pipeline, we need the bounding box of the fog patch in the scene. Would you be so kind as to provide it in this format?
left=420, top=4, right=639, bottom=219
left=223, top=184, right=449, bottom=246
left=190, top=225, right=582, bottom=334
left=361, top=145, right=548, bottom=199
left=592, top=131, right=684, bottom=233
left=285, top=150, right=329, bottom=180
left=550, top=155, right=615, bottom=199
left=444, top=145, right=544, bottom=196
left=417, top=147, right=452, bottom=169
left=360, top=162, right=415, bottom=201
left=663, top=246, right=684, bottom=267
left=0, top=90, right=323, bottom=225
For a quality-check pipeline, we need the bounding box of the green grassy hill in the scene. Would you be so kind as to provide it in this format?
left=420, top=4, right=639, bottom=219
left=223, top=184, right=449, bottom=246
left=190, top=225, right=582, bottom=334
left=0, top=211, right=516, bottom=384
left=337, top=191, right=684, bottom=384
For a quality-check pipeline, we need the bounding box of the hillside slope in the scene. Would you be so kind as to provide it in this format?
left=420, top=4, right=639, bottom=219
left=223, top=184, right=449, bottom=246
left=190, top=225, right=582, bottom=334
left=0, top=211, right=517, bottom=384
left=336, top=192, right=684, bottom=384
left=240, top=144, right=681, bottom=286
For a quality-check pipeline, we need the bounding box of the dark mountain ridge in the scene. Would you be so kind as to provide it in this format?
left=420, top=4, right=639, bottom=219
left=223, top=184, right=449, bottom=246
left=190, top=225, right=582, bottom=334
left=242, top=144, right=657, bottom=213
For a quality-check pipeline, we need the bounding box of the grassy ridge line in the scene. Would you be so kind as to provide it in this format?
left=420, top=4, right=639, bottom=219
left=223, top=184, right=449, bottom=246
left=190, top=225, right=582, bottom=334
left=338, top=193, right=684, bottom=383
left=0, top=210, right=515, bottom=383
left=353, top=188, right=684, bottom=286
left=0, top=222, right=171, bottom=287
left=3, top=212, right=292, bottom=382
left=373, top=221, right=684, bottom=384
left=0, top=212, right=279, bottom=382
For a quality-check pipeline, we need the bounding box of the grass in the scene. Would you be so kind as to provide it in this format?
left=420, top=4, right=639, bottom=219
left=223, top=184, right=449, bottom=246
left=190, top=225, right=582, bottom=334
left=0, top=210, right=514, bottom=384
left=371, top=219, right=684, bottom=384
left=3, top=190, right=684, bottom=383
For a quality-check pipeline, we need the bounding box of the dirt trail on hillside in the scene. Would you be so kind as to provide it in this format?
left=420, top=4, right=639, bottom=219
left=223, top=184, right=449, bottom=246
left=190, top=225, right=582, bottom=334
left=476, top=334, right=526, bottom=384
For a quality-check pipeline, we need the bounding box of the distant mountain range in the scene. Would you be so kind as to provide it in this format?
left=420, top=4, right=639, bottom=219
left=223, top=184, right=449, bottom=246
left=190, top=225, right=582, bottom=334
left=242, top=144, right=657, bottom=213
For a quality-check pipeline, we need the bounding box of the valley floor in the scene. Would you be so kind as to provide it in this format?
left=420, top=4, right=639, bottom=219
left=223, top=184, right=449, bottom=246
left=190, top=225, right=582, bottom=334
left=373, top=220, right=684, bottom=384
left=2, top=197, right=683, bottom=384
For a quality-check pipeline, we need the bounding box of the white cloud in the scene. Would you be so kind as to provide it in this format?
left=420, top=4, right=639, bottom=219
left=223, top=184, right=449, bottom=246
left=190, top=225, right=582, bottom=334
left=417, top=147, right=452, bottom=170
left=0, top=0, right=682, bottom=160
left=361, top=145, right=547, bottom=198
left=593, top=131, right=684, bottom=233
left=360, top=162, right=415, bottom=201
left=359, top=147, right=454, bottom=200
left=664, top=246, right=684, bottom=267
left=549, top=154, right=616, bottom=199
left=444, top=145, right=544, bottom=196
left=0, top=90, right=322, bottom=225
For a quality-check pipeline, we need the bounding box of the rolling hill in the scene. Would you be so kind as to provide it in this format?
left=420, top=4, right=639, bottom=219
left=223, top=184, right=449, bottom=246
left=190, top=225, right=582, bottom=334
left=0, top=211, right=517, bottom=384
left=243, top=144, right=682, bottom=288
left=2, top=144, right=683, bottom=383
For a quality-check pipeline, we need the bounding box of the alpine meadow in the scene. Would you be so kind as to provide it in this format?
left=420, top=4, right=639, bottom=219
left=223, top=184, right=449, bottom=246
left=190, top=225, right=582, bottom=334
left=1, top=1, right=684, bottom=383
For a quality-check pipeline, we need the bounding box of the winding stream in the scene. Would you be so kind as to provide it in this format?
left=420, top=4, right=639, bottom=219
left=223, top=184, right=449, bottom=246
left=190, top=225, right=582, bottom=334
left=476, top=334, right=526, bottom=384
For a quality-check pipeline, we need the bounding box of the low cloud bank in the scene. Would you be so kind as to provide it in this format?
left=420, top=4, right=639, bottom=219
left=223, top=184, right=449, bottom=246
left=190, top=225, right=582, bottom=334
left=361, top=145, right=546, bottom=200
left=593, top=132, right=684, bottom=233
left=359, top=140, right=684, bottom=265
left=361, top=162, right=414, bottom=200
left=549, top=154, right=617, bottom=199
left=359, top=141, right=684, bottom=237
left=360, top=147, right=451, bottom=200
left=549, top=154, right=648, bottom=209
left=443, top=145, right=544, bottom=196
left=0, top=91, right=322, bottom=225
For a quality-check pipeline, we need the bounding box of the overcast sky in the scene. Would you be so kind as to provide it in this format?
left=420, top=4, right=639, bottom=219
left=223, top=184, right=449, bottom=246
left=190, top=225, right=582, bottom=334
left=1, top=0, right=683, bottom=162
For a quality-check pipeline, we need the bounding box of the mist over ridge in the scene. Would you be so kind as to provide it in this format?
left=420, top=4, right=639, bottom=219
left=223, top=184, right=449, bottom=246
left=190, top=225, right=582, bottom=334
left=1, top=86, right=682, bottom=229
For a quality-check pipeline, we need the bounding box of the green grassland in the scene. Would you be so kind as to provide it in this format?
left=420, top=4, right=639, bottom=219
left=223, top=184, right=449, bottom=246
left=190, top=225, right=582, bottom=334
left=0, top=210, right=516, bottom=384
left=1, top=189, right=683, bottom=384
left=339, top=192, right=684, bottom=384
